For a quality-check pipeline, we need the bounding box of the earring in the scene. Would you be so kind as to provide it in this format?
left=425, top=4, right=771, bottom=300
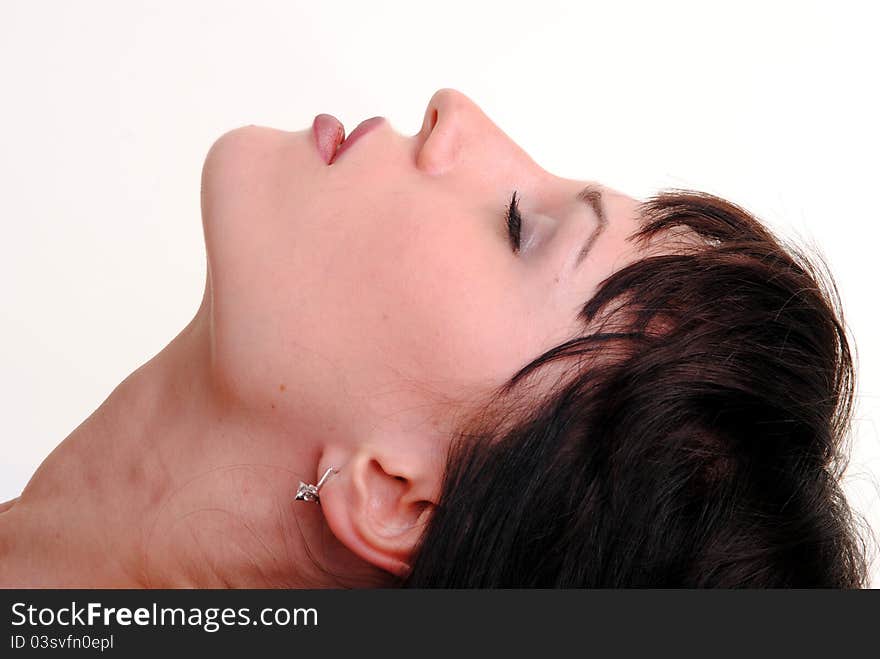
left=294, top=467, right=337, bottom=504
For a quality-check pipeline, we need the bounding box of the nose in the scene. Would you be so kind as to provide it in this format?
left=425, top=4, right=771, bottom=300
left=415, top=88, right=542, bottom=177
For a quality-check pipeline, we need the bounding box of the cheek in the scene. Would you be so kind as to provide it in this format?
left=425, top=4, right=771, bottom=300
left=347, top=218, right=533, bottom=390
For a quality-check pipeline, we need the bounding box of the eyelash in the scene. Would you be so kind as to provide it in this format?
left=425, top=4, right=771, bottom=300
left=505, top=190, right=522, bottom=253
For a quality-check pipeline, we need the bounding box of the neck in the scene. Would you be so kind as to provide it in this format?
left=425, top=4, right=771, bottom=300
left=0, top=303, right=387, bottom=588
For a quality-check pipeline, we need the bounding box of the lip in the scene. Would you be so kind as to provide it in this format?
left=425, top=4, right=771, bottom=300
left=330, top=116, right=385, bottom=164
left=312, top=114, right=345, bottom=165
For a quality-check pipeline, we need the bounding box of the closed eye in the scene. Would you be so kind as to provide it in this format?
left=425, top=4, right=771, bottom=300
left=506, top=190, right=522, bottom=253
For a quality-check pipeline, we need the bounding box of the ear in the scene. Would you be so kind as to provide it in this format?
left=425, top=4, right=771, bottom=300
left=317, top=448, right=439, bottom=578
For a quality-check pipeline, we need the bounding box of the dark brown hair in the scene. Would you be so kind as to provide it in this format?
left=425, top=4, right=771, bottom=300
left=400, top=188, right=870, bottom=587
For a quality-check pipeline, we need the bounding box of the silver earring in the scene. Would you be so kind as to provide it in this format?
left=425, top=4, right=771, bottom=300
left=294, top=467, right=337, bottom=504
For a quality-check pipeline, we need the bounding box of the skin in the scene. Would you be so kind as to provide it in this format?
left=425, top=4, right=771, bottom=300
left=0, top=88, right=646, bottom=587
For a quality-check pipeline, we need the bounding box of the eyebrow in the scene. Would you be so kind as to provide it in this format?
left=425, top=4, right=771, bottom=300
left=573, top=184, right=608, bottom=267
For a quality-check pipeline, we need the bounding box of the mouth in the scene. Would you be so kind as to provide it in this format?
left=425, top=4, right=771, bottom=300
left=312, top=114, right=385, bottom=165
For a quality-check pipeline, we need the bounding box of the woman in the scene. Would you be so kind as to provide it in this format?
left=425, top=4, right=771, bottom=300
left=0, top=88, right=869, bottom=587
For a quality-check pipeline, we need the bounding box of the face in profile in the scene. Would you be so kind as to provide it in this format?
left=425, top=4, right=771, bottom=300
left=1, top=89, right=864, bottom=589
left=199, top=88, right=645, bottom=453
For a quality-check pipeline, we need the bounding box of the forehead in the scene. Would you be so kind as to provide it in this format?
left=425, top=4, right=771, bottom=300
left=599, top=185, right=642, bottom=222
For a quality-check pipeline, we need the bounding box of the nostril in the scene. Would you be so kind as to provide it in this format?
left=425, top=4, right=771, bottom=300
left=417, top=106, right=438, bottom=139
left=416, top=95, right=459, bottom=175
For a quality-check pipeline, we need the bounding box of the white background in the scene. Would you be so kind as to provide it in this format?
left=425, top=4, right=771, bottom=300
left=1, top=0, right=878, bottom=585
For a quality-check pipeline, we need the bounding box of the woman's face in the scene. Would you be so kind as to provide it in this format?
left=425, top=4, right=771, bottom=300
left=199, top=88, right=644, bottom=440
